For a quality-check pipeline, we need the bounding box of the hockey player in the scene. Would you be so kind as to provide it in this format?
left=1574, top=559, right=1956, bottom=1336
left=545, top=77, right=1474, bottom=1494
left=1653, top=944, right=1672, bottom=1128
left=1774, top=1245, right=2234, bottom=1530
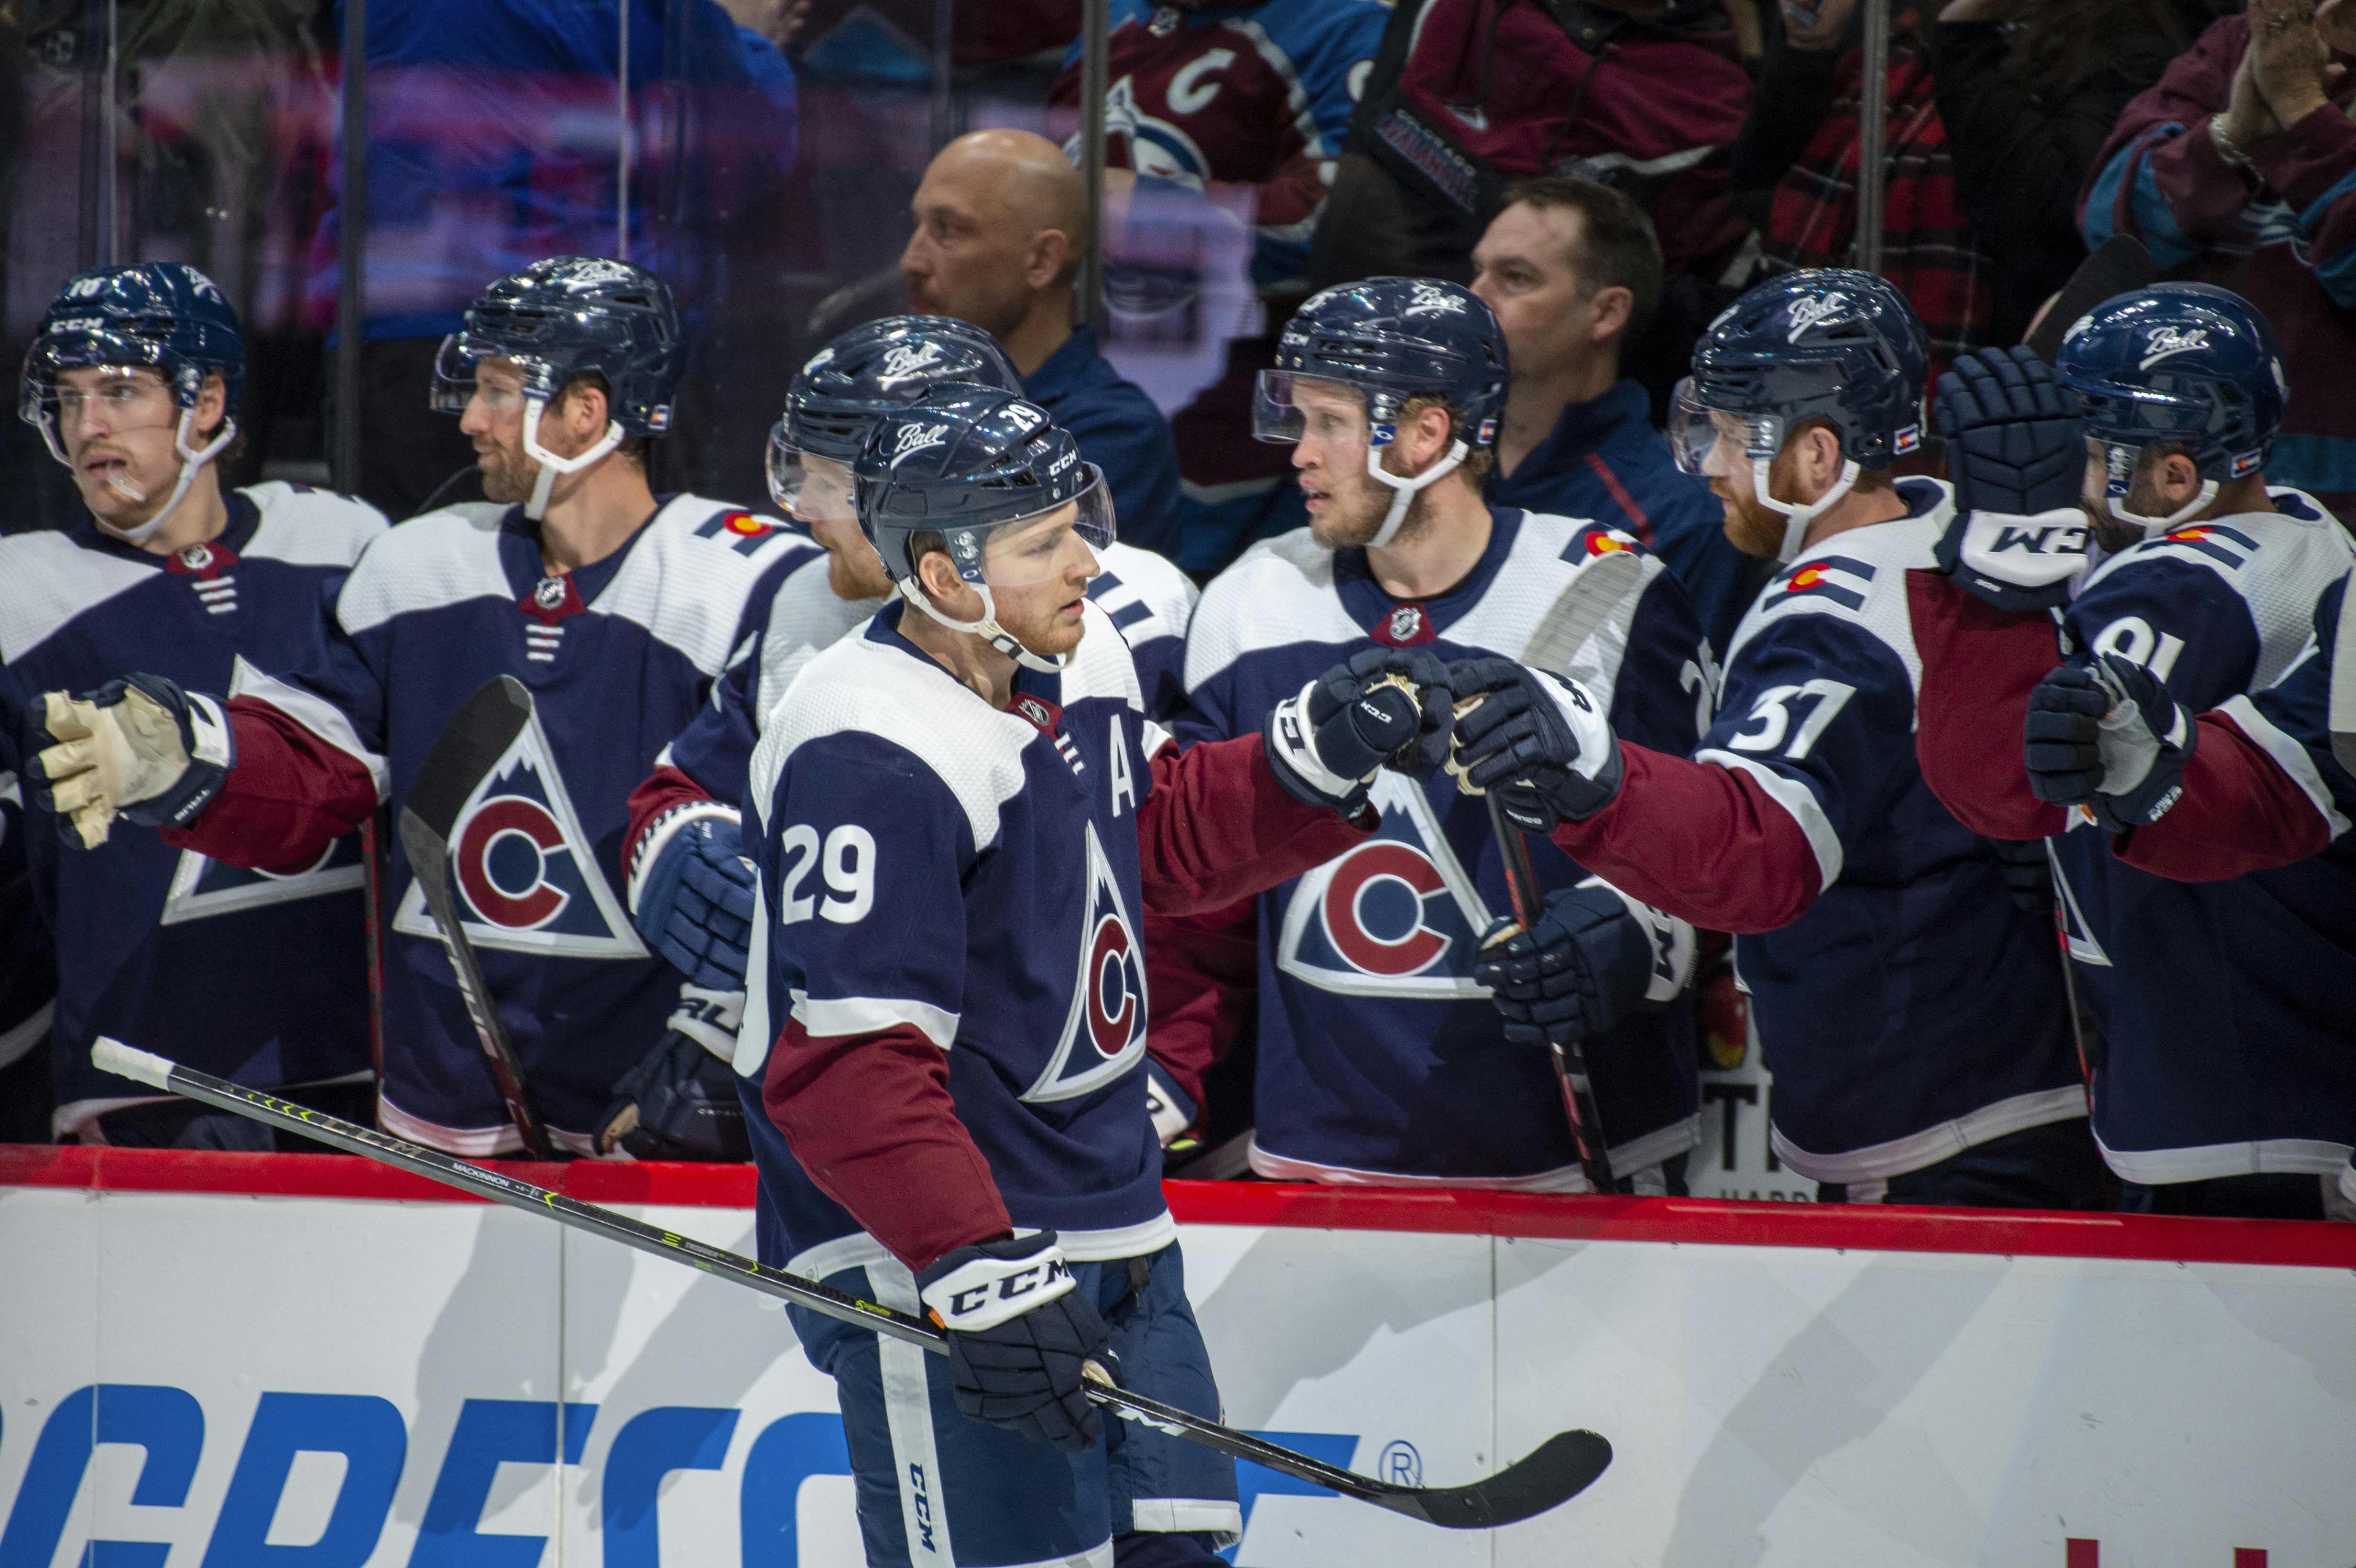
left=742, top=383, right=1438, bottom=1565
left=6, top=263, right=385, bottom=1145
left=1448, top=270, right=2102, bottom=1209
left=1164, top=277, right=1707, bottom=1191
left=612, top=315, right=1196, bottom=1156
left=28, top=256, right=819, bottom=1157
left=1906, top=284, right=2356, bottom=1219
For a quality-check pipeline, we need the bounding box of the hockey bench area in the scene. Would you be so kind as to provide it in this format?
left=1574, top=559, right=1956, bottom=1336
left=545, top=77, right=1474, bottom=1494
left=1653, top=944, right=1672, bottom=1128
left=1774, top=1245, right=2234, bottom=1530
left=2, top=1147, right=2351, bottom=1566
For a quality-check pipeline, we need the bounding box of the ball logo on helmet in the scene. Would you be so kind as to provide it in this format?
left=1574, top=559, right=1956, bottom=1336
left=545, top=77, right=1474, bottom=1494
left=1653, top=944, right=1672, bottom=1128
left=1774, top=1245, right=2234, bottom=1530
left=1404, top=283, right=1466, bottom=318
left=1786, top=294, right=1851, bottom=342
left=889, top=422, right=952, bottom=467
left=2139, top=327, right=2210, bottom=370
left=876, top=342, right=946, bottom=386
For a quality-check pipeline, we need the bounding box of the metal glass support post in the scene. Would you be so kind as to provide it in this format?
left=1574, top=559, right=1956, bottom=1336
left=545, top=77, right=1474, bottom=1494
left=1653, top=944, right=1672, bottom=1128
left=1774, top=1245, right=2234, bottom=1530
left=1079, top=0, right=1109, bottom=327
left=1855, top=0, right=1889, bottom=276
left=333, top=0, right=367, bottom=495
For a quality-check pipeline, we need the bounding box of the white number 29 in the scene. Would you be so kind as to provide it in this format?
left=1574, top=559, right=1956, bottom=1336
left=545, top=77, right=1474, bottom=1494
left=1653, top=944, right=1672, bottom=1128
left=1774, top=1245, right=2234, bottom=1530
left=1725, top=678, right=1856, bottom=762
left=777, top=823, right=876, bottom=925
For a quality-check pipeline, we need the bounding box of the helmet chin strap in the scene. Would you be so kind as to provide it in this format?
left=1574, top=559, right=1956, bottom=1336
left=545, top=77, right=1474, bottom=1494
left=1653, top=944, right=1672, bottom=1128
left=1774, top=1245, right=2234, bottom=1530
left=90, top=408, right=238, bottom=546
left=2108, top=481, right=2216, bottom=537
left=521, top=398, right=627, bottom=523
left=1364, top=438, right=1468, bottom=549
left=1751, top=456, right=1859, bottom=564
left=899, top=576, right=1072, bottom=674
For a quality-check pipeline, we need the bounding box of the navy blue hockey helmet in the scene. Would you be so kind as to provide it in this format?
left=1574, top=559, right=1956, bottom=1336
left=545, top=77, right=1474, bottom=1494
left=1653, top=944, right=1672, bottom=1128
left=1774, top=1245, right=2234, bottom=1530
left=20, top=262, right=245, bottom=458
left=432, top=256, right=683, bottom=436
left=1670, top=269, right=1929, bottom=559
left=20, top=263, right=248, bottom=543
left=2058, top=283, right=2287, bottom=533
left=1254, top=277, right=1509, bottom=546
left=766, top=316, right=1022, bottom=515
left=855, top=384, right=1113, bottom=671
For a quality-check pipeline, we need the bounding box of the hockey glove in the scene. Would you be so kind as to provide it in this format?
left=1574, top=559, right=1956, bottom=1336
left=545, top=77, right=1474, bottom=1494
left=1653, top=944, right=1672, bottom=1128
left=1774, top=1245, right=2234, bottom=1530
left=1985, top=836, right=2055, bottom=914
left=1264, top=648, right=1449, bottom=815
left=917, top=1231, right=1112, bottom=1453
left=1443, top=657, right=1623, bottom=833
left=30, top=674, right=233, bottom=849
left=1931, top=346, right=2090, bottom=613
left=629, top=809, right=756, bottom=991
left=2024, top=653, right=2194, bottom=834
left=596, top=986, right=750, bottom=1160
left=1474, top=880, right=1691, bottom=1048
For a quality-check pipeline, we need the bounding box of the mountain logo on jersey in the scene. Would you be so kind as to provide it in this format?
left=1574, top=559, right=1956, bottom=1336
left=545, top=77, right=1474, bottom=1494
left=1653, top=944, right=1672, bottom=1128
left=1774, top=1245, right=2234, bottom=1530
left=1025, top=821, right=1147, bottom=1102
left=1277, top=774, right=1493, bottom=1000
left=158, top=833, right=366, bottom=926
left=1097, top=74, right=1211, bottom=184
left=392, top=713, right=647, bottom=959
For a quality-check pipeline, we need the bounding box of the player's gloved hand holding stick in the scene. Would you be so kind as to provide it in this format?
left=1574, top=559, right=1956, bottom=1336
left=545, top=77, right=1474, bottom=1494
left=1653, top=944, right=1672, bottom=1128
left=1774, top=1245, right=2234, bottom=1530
left=28, top=673, right=233, bottom=848
left=1442, top=657, right=1623, bottom=833
left=1263, top=646, right=1457, bottom=816
left=1929, top=345, right=2091, bottom=614
left=1474, top=881, right=1685, bottom=1053
left=2025, top=652, right=2196, bottom=834
left=917, top=1232, right=1114, bottom=1454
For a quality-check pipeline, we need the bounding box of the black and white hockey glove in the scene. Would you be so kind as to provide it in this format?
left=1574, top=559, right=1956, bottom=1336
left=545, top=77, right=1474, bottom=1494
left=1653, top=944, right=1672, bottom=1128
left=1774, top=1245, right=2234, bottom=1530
left=31, top=673, right=233, bottom=849
left=1444, top=657, right=1622, bottom=832
left=2025, top=653, right=2194, bottom=834
left=917, top=1231, right=1112, bottom=1453
left=1264, top=647, right=1452, bottom=815
left=595, top=986, right=750, bottom=1160
left=629, top=808, right=757, bottom=991
left=1931, top=346, right=2091, bottom=614
left=1474, top=880, right=1692, bottom=1048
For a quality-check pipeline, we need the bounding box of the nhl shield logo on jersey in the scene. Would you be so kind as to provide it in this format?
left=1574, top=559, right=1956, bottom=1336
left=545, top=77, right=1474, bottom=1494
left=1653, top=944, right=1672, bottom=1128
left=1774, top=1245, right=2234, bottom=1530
left=392, top=713, right=646, bottom=959
left=1277, top=775, right=1489, bottom=999
left=1373, top=602, right=1436, bottom=647
left=1025, top=821, right=1148, bottom=1102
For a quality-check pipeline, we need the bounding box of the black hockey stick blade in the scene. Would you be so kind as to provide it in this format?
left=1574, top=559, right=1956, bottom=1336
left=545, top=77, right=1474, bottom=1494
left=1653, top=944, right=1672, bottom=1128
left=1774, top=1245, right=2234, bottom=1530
left=95, top=1038, right=1616, bottom=1532
left=2024, top=235, right=2156, bottom=365
left=399, top=676, right=552, bottom=1157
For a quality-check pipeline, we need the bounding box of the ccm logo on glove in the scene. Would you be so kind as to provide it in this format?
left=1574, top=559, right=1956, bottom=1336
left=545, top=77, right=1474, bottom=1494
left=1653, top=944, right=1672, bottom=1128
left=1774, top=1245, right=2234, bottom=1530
left=921, top=1243, right=1078, bottom=1330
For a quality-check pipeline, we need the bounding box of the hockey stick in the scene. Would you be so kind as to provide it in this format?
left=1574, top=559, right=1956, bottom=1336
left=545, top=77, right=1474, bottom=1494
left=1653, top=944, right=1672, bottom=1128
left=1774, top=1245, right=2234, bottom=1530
left=2331, top=579, right=2356, bottom=776
left=90, top=1039, right=1613, bottom=1530
left=398, top=675, right=554, bottom=1159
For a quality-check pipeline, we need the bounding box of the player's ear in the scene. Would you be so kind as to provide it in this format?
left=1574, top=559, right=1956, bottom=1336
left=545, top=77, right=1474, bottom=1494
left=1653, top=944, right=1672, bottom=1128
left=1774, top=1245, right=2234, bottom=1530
left=1587, top=285, right=1634, bottom=343
left=194, top=370, right=230, bottom=441
left=1028, top=227, right=1072, bottom=294
left=2162, top=450, right=2203, bottom=503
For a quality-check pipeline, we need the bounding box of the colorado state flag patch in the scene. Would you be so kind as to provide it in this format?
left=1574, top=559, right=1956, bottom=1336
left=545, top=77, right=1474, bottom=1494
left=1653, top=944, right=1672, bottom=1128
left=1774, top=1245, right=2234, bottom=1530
left=1777, top=554, right=1875, bottom=611
left=2153, top=522, right=2257, bottom=570
left=697, top=510, right=777, bottom=556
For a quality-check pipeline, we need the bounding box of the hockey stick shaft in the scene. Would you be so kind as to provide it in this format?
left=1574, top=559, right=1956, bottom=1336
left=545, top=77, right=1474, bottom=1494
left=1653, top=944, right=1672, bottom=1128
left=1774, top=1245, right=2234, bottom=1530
left=89, top=1040, right=1608, bottom=1527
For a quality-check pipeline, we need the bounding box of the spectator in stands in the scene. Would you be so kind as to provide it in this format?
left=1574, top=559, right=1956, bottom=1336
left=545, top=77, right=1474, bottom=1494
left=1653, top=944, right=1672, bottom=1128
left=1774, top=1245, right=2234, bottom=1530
left=901, top=128, right=1184, bottom=558
left=1928, top=0, right=2207, bottom=346
left=2080, top=1, right=2356, bottom=524
left=1472, top=175, right=1760, bottom=658
left=1047, top=0, right=1388, bottom=576
left=1733, top=1, right=1992, bottom=378
left=307, top=0, right=799, bottom=519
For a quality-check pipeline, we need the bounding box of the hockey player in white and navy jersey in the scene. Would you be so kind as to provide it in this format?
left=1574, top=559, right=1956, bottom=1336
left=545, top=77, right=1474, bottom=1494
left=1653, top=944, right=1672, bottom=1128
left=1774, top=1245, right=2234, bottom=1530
left=1165, top=277, right=1707, bottom=1190
left=7, top=264, right=386, bottom=1144
left=615, top=316, right=1198, bottom=1157
left=1449, top=271, right=2105, bottom=1209
left=1909, top=285, right=2356, bottom=1220
left=741, top=384, right=1440, bottom=1568
left=29, top=257, right=818, bottom=1158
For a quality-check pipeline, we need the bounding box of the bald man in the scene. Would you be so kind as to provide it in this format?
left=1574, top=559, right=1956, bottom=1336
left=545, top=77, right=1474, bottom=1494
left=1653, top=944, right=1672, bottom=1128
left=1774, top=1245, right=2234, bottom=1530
left=902, top=128, right=1183, bottom=557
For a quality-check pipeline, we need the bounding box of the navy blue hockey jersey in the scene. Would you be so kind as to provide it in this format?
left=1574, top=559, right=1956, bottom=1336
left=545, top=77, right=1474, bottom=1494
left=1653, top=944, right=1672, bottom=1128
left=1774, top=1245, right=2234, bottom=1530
left=229, top=493, right=814, bottom=1153
left=2052, top=491, right=2356, bottom=1183
left=1712, top=481, right=2085, bottom=1183
left=740, top=599, right=1178, bottom=1279
left=0, top=484, right=384, bottom=1134
left=1177, top=510, right=1707, bottom=1189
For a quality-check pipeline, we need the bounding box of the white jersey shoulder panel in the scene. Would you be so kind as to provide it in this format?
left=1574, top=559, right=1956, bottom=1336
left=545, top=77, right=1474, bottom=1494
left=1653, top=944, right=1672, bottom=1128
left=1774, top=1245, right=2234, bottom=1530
left=0, top=531, right=150, bottom=663
left=1095, top=542, right=1200, bottom=636
left=594, top=494, right=818, bottom=677
left=240, top=482, right=389, bottom=568
left=1725, top=490, right=1951, bottom=697
left=1449, top=513, right=1671, bottom=693
left=1185, top=528, right=1362, bottom=691
left=750, top=560, right=880, bottom=732
left=334, top=505, right=514, bottom=637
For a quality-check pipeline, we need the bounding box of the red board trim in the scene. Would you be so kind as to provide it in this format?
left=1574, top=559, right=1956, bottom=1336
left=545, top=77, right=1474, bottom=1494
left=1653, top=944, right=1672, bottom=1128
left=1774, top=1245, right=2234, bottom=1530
left=6, top=1144, right=2354, bottom=1270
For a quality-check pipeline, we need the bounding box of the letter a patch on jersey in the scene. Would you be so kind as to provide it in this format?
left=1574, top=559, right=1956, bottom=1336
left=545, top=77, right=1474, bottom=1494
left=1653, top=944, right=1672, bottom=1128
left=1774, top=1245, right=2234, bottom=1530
left=1024, top=820, right=1147, bottom=1103
left=392, top=713, right=647, bottom=958
left=1276, top=774, right=1493, bottom=999
left=159, top=833, right=367, bottom=925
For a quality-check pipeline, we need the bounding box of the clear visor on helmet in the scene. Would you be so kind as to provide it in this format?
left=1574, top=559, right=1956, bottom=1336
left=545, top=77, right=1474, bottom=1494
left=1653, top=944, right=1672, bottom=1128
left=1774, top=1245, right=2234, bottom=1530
left=1252, top=370, right=1371, bottom=445
left=944, top=465, right=1117, bottom=590
left=430, top=335, right=556, bottom=416
left=20, top=343, right=186, bottom=464
left=1668, top=377, right=1784, bottom=479
left=765, top=424, right=858, bottom=525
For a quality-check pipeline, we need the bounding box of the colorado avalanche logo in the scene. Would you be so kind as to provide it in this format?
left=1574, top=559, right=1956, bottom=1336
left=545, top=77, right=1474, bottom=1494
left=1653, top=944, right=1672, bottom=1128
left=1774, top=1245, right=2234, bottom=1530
left=1025, top=821, right=1148, bottom=1102
left=1082, top=75, right=1211, bottom=187
left=160, top=835, right=366, bottom=925
left=1277, top=775, right=1493, bottom=999
left=392, top=713, right=645, bottom=958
